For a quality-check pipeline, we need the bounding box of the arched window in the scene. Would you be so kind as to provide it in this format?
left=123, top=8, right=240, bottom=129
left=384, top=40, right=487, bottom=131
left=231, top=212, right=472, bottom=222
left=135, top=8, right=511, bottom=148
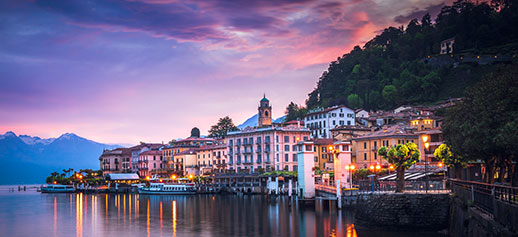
left=265, top=111, right=269, bottom=116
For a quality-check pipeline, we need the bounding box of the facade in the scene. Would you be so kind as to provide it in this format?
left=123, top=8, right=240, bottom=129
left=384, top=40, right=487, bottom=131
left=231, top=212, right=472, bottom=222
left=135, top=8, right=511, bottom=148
left=197, top=144, right=228, bottom=174
left=355, top=109, right=369, bottom=118
left=174, top=149, right=197, bottom=176
left=411, top=117, right=443, bottom=163
left=130, top=143, right=163, bottom=173
left=226, top=125, right=310, bottom=173
left=304, top=105, right=355, bottom=138
left=353, top=125, right=418, bottom=169
left=99, top=148, right=132, bottom=175
left=137, top=150, right=163, bottom=178
left=440, top=37, right=455, bottom=54
left=258, top=95, right=272, bottom=127
left=311, top=139, right=334, bottom=171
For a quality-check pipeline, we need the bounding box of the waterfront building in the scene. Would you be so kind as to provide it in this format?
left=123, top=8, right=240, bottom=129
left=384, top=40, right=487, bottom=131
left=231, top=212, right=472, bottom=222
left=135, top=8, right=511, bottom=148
left=174, top=149, right=197, bottom=176
left=137, top=150, right=163, bottom=178
left=303, top=105, right=355, bottom=138
left=352, top=125, right=418, bottom=169
left=196, top=143, right=227, bottom=174
left=161, top=144, right=197, bottom=175
left=130, top=143, right=163, bottom=173
left=99, top=148, right=132, bottom=175
left=311, top=138, right=334, bottom=171
left=226, top=95, right=310, bottom=173
left=330, top=125, right=373, bottom=164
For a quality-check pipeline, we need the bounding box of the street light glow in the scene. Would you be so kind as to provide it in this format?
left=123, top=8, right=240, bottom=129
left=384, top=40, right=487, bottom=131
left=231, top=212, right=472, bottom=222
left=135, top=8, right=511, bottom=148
left=350, top=165, right=355, bottom=170
left=345, top=165, right=350, bottom=170
left=369, top=165, right=375, bottom=170
left=376, top=164, right=381, bottom=170
left=422, top=135, right=429, bottom=143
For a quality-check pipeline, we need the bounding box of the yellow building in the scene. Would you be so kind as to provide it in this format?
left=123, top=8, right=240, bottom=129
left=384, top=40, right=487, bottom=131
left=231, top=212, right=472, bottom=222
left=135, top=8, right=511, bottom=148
left=410, top=117, right=440, bottom=131
left=312, top=139, right=334, bottom=171
left=196, top=144, right=227, bottom=175
left=353, top=125, right=418, bottom=169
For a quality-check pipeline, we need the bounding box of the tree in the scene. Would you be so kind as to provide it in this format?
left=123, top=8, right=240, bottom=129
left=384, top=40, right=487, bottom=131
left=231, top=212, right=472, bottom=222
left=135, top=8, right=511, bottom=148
left=347, top=94, right=363, bottom=109
left=434, top=144, right=466, bottom=178
left=382, top=85, right=398, bottom=108
left=442, top=66, right=518, bottom=185
left=190, top=127, right=200, bottom=138
left=378, top=142, right=420, bottom=192
left=285, top=102, right=307, bottom=122
left=208, top=116, right=239, bottom=139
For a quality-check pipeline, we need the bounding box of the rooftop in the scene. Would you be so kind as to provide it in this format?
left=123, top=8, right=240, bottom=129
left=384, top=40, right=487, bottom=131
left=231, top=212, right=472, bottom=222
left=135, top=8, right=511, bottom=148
left=353, top=125, right=418, bottom=140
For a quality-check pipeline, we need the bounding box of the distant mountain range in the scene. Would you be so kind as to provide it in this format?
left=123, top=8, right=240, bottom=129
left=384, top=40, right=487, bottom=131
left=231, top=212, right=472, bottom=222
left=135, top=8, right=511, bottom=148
left=237, top=114, right=286, bottom=130
left=0, top=132, right=123, bottom=185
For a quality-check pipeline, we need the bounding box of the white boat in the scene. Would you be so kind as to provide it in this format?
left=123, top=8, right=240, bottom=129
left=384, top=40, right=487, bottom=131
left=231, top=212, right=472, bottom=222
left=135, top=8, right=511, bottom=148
left=40, top=184, right=76, bottom=193
left=138, top=183, right=196, bottom=195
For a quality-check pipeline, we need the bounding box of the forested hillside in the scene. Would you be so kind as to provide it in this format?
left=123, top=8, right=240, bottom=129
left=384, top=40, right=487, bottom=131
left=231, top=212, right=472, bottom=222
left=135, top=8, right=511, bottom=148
left=304, top=0, right=518, bottom=111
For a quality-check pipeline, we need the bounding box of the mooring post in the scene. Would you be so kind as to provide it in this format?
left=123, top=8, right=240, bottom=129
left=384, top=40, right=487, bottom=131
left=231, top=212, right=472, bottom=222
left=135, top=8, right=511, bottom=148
left=336, top=180, right=342, bottom=209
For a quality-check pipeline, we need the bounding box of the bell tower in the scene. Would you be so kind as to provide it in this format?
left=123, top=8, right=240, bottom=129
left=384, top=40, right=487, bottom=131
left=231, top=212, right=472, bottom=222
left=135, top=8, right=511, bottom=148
left=258, top=94, right=272, bottom=127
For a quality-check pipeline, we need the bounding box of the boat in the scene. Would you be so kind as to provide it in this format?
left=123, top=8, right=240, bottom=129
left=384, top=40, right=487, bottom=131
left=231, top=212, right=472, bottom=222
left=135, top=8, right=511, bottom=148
left=40, top=184, right=76, bottom=193
left=138, top=183, right=196, bottom=195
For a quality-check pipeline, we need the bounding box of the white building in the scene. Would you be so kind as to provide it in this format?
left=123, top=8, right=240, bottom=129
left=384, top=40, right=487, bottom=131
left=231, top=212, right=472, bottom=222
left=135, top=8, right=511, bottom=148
left=440, top=37, right=455, bottom=55
left=355, top=109, right=369, bottom=118
left=304, top=105, right=355, bottom=138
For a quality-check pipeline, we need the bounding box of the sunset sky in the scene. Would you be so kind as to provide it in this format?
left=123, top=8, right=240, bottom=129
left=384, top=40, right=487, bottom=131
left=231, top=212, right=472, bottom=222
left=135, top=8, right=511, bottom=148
left=0, top=0, right=450, bottom=144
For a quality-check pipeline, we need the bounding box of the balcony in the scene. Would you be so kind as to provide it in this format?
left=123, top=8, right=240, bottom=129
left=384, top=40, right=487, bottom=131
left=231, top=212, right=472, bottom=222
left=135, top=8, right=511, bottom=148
left=256, top=160, right=262, bottom=164
left=264, top=140, right=271, bottom=144
left=371, top=147, right=378, bottom=151
left=242, top=150, right=252, bottom=154
left=243, top=161, right=253, bottom=165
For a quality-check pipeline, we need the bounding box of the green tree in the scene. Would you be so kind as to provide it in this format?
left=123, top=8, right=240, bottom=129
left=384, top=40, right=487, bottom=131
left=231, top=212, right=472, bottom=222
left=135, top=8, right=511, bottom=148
left=382, top=85, right=398, bottom=108
left=208, top=116, right=239, bottom=139
left=434, top=144, right=466, bottom=178
left=347, top=94, right=363, bottom=109
left=378, top=142, right=420, bottom=192
left=284, top=102, right=307, bottom=122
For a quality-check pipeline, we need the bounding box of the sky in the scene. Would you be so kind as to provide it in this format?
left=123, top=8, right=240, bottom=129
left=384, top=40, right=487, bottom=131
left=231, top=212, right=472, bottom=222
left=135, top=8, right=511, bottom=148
left=0, top=0, right=450, bottom=145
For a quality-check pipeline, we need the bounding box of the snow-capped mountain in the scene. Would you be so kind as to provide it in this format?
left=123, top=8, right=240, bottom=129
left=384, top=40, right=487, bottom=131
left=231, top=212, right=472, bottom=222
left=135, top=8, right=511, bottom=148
left=0, top=131, right=123, bottom=185
left=237, top=114, right=286, bottom=129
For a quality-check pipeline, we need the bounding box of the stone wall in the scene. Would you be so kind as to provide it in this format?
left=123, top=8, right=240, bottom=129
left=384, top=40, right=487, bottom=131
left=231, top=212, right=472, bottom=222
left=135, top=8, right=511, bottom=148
left=449, top=196, right=518, bottom=236
left=355, top=193, right=450, bottom=231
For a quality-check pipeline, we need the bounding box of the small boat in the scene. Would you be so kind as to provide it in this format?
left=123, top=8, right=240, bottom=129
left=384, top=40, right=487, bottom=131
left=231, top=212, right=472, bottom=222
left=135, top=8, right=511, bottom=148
left=138, top=183, right=196, bottom=195
left=40, top=184, right=76, bottom=193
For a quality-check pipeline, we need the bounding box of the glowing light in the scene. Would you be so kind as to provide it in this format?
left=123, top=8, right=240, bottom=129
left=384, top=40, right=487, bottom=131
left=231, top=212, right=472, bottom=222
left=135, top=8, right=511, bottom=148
left=350, top=165, right=355, bottom=170
left=328, top=145, right=333, bottom=151
left=369, top=165, right=375, bottom=170
left=188, top=174, right=194, bottom=180
left=389, top=165, right=394, bottom=170
left=425, top=142, right=430, bottom=149
left=345, top=165, right=350, bottom=170
left=438, top=162, right=443, bottom=167
left=159, top=179, right=163, bottom=183
left=145, top=176, right=150, bottom=181
left=171, top=175, right=176, bottom=180
left=375, top=164, right=381, bottom=170
left=421, top=135, right=429, bottom=143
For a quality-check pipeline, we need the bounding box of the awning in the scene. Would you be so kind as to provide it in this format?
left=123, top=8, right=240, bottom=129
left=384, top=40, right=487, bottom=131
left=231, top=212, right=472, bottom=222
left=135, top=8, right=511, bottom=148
left=106, top=173, right=140, bottom=180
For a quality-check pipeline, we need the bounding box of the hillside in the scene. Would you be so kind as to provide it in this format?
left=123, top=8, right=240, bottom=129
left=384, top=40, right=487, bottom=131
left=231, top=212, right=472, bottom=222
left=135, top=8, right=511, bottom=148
left=305, top=0, right=518, bottom=111
left=0, top=132, right=122, bottom=185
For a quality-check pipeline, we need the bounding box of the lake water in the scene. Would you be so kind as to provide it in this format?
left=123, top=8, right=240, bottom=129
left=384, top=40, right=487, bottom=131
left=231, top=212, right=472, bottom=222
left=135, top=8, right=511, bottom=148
left=0, top=187, right=444, bottom=236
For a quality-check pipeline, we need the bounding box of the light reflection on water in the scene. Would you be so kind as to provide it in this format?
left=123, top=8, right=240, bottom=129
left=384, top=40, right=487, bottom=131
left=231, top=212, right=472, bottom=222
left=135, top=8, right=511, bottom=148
left=0, top=191, right=442, bottom=236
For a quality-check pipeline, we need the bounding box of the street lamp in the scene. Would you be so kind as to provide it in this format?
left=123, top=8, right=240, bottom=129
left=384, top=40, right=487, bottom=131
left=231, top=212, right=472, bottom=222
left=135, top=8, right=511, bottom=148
left=344, top=164, right=356, bottom=188
left=422, top=135, right=430, bottom=193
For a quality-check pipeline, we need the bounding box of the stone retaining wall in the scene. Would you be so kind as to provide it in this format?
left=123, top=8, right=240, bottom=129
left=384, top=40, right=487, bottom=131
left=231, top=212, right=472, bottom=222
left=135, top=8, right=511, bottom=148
left=355, top=193, right=450, bottom=231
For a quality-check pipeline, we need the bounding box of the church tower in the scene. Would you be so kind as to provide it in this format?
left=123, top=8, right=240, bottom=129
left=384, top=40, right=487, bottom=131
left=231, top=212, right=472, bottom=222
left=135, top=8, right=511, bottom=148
left=258, top=94, right=272, bottom=127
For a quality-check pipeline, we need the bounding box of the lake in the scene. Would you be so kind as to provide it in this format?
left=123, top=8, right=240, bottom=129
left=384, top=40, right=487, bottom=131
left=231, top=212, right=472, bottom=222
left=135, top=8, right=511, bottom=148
left=0, top=187, right=444, bottom=236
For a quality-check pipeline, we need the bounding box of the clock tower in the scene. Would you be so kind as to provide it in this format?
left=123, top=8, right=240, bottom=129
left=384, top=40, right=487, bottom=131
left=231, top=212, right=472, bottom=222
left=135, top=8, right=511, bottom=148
left=258, top=94, right=272, bottom=127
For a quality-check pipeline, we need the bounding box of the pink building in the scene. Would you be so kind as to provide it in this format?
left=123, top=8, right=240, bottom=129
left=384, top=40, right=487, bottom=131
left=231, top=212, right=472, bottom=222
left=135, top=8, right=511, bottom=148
left=99, top=148, right=132, bottom=175
left=138, top=150, right=163, bottom=178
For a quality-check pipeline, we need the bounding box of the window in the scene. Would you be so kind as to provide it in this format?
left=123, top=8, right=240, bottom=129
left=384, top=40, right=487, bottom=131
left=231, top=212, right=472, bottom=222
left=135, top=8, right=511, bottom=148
left=292, top=145, right=297, bottom=151
left=293, top=165, right=298, bottom=171
left=374, top=141, right=377, bottom=148
left=276, top=144, right=279, bottom=152
left=292, top=154, right=297, bottom=162
left=347, top=121, right=351, bottom=125
left=333, top=120, right=336, bottom=126
left=374, top=153, right=377, bottom=160
left=314, top=156, right=318, bottom=162
left=285, top=154, right=289, bottom=162
left=276, top=136, right=279, bottom=143
left=284, top=136, right=289, bottom=143
left=364, top=142, right=367, bottom=149
left=364, top=153, right=367, bottom=160
left=284, top=145, right=289, bottom=151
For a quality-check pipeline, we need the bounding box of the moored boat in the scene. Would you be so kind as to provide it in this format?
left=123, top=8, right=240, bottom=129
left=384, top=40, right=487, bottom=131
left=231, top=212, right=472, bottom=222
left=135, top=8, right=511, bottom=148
left=40, top=184, right=76, bottom=193
left=138, top=183, right=196, bottom=195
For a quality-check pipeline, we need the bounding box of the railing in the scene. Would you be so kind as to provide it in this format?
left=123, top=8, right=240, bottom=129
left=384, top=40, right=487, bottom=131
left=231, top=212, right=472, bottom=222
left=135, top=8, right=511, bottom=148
left=450, top=179, right=518, bottom=215
left=357, top=180, right=448, bottom=193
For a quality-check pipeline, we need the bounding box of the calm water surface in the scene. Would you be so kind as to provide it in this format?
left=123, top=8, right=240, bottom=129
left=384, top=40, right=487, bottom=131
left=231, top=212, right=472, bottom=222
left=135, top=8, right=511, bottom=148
left=0, top=187, right=443, bottom=236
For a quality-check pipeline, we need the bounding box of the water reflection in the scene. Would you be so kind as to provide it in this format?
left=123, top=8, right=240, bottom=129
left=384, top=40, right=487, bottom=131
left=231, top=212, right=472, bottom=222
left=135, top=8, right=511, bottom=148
left=0, top=191, right=444, bottom=237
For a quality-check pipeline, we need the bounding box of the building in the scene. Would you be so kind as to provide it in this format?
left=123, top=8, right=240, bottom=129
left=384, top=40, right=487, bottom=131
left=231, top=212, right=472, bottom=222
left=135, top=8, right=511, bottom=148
left=99, top=148, right=132, bottom=175
left=330, top=125, right=373, bottom=164
left=226, top=125, right=310, bottom=173
left=226, top=96, right=310, bottom=173
left=311, top=139, right=333, bottom=171
left=304, top=105, right=355, bottom=138
left=440, top=37, right=455, bottom=55
left=174, top=149, right=197, bottom=176
left=410, top=116, right=443, bottom=163
left=138, top=150, right=163, bottom=178
left=352, top=125, right=419, bottom=168
left=196, top=144, right=228, bottom=174
left=355, top=109, right=369, bottom=119
left=130, top=143, right=163, bottom=173
left=258, top=95, right=272, bottom=127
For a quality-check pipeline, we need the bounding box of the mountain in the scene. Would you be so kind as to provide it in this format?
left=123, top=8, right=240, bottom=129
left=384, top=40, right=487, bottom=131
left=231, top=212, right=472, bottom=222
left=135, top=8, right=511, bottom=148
left=0, top=131, right=122, bottom=185
left=237, top=114, right=286, bottom=129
